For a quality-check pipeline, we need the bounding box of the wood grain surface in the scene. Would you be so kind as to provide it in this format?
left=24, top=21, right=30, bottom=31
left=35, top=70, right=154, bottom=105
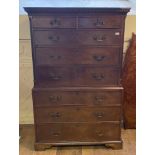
left=19, top=125, right=136, bottom=155
left=19, top=15, right=136, bottom=124
left=23, top=8, right=128, bottom=148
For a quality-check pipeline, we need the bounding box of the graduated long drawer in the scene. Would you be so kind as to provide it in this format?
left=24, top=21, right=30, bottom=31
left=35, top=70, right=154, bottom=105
left=32, top=87, right=123, bottom=107
left=35, top=122, right=121, bottom=143
left=35, top=47, right=121, bottom=66
left=34, top=106, right=121, bottom=123
left=34, top=66, right=120, bottom=87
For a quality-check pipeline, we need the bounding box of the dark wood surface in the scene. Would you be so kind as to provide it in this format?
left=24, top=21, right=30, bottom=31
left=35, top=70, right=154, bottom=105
left=33, top=30, right=122, bottom=46
left=20, top=125, right=136, bottom=152
left=35, top=66, right=120, bottom=87
left=24, top=7, right=130, bottom=15
left=35, top=122, right=121, bottom=143
left=32, top=88, right=122, bottom=106
left=35, top=47, right=121, bottom=66
left=78, top=15, right=122, bottom=29
left=32, top=16, right=76, bottom=28
left=31, top=15, right=122, bottom=29
left=34, top=106, right=121, bottom=123
left=25, top=7, right=130, bottom=150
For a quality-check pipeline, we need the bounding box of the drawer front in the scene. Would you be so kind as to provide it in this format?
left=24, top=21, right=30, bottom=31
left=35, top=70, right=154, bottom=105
left=36, top=122, right=120, bottom=142
left=32, top=89, right=122, bottom=106
left=35, top=66, right=120, bottom=86
left=78, top=16, right=122, bottom=28
left=35, top=106, right=121, bottom=123
left=33, top=30, right=75, bottom=46
left=31, top=16, right=76, bottom=28
left=77, top=30, right=121, bottom=46
left=35, top=47, right=120, bottom=66
left=31, top=16, right=122, bottom=29
left=36, top=67, right=72, bottom=85
left=33, top=30, right=121, bottom=46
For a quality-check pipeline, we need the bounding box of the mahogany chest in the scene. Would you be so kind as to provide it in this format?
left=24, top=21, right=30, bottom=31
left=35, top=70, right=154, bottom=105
left=24, top=7, right=130, bottom=150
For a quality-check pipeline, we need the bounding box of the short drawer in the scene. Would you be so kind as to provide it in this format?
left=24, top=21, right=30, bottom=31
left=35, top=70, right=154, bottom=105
left=35, top=47, right=120, bottom=66
left=31, top=16, right=76, bottom=28
left=78, top=15, right=122, bottom=28
left=77, top=30, right=121, bottom=46
left=32, top=88, right=122, bottom=106
left=33, top=30, right=122, bottom=46
left=36, top=122, right=121, bottom=143
left=35, top=66, right=72, bottom=86
left=33, top=30, right=75, bottom=46
left=34, top=106, right=121, bottom=123
left=35, top=66, right=120, bottom=87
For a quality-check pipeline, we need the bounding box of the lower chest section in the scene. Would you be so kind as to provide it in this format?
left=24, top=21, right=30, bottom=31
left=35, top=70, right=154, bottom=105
left=33, top=88, right=122, bottom=143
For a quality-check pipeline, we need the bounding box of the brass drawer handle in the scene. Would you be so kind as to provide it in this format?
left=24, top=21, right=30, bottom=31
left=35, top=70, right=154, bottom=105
left=50, top=18, right=61, bottom=26
left=93, top=55, right=105, bottom=61
left=92, top=74, right=104, bottom=80
left=94, top=20, right=105, bottom=27
left=96, top=131, right=104, bottom=137
left=51, top=131, right=61, bottom=136
left=52, top=132, right=61, bottom=136
left=49, top=74, right=62, bottom=80
left=94, top=112, right=105, bottom=118
left=50, top=55, right=62, bottom=60
left=49, top=96, right=62, bottom=102
left=93, top=36, right=106, bottom=42
left=50, top=112, right=61, bottom=118
left=95, top=96, right=104, bottom=102
left=48, top=36, right=60, bottom=42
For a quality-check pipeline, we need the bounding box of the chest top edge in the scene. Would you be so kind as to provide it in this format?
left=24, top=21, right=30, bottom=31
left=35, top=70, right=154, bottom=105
left=24, top=7, right=130, bottom=16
